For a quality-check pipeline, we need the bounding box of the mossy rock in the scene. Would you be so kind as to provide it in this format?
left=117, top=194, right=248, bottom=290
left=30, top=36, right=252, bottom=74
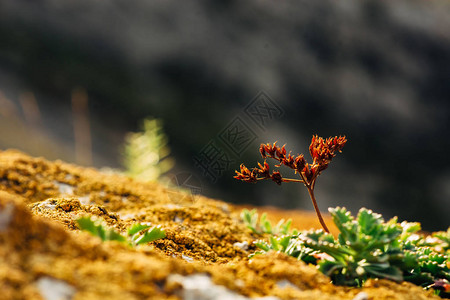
left=0, top=150, right=440, bottom=299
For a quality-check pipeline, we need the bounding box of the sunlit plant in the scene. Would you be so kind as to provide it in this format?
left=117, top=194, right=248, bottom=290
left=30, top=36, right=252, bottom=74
left=244, top=207, right=450, bottom=297
left=235, top=135, right=347, bottom=232
left=123, top=118, right=174, bottom=181
left=76, top=216, right=166, bottom=247
left=235, top=135, right=450, bottom=297
left=241, top=208, right=297, bottom=236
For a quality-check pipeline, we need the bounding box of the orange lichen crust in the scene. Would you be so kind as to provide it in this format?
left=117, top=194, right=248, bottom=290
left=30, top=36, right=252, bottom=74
left=0, top=150, right=440, bottom=299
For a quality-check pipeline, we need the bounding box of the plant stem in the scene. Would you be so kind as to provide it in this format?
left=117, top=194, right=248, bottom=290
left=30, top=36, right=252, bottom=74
left=256, top=178, right=304, bottom=183
left=297, top=172, right=330, bottom=233
left=281, top=178, right=304, bottom=183
left=305, top=183, right=330, bottom=233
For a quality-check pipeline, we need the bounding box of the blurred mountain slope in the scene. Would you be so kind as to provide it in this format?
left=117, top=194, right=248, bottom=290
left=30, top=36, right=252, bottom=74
left=0, top=0, right=449, bottom=230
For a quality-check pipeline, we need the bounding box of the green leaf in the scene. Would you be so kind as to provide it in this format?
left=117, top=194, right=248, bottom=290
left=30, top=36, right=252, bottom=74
left=241, top=209, right=261, bottom=234
left=304, top=229, right=325, bottom=242
left=330, top=207, right=357, bottom=244
left=269, top=236, right=281, bottom=251
left=132, top=225, right=166, bottom=245
left=76, top=216, right=106, bottom=241
left=278, top=235, right=293, bottom=250
left=261, top=213, right=273, bottom=234
left=254, top=240, right=270, bottom=252
left=364, top=264, right=403, bottom=282
left=422, top=261, right=441, bottom=274
left=276, top=219, right=290, bottom=235
left=77, top=216, right=127, bottom=243
left=127, top=223, right=151, bottom=236
left=401, top=221, right=421, bottom=235
left=321, top=233, right=335, bottom=244
left=319, top=260, right=345, bottom=277
left=433, top=227, right=450, bottom=242
left=357, top=208, right=383, bottom=236
left=106, top=229, right=128, bottom=243
left=241, top=209, right=253, bottom=224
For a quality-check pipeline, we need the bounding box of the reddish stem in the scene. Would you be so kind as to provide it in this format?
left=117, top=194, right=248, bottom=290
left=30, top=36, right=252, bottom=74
left=305, top=182, right=330, bottom=233
left=298, top=173, right=330, bottom=233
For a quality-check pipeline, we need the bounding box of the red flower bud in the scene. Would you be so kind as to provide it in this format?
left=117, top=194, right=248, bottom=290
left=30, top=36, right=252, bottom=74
left=271, top=171, right=282, bottom=185
left=259, top=144, right=266, bottom=158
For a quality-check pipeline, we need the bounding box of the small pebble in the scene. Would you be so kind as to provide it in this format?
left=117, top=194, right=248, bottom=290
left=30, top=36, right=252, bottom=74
left=54, top=181, right=74, bottom=195
left=174, top=215, right=184, bottom=223
left=36, top=277, right=76, bottom=300
left=167, top=274, right=280, bottom=300
left=276, top=279, right=301, bottom=291
left=0, top=203, right=14, bottom=232
left=233, top=241, right=249, bottom=251
left=352, top=292, right=369, bottom=300
left=78, top=195, right=91, bottom=205
left=182, top=254, right=194, bottom=262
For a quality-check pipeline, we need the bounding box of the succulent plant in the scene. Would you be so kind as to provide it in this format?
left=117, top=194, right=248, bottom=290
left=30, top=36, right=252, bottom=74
left=244, top=207, right=450, bottom=297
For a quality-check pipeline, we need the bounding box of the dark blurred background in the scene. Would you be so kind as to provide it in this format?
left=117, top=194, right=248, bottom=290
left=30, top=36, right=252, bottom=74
left=0, top=0, right=449, bottom=230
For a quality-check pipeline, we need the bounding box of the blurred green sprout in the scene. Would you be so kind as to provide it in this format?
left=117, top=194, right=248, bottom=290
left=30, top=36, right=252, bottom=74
left=123, top=118, right=174, bottom=181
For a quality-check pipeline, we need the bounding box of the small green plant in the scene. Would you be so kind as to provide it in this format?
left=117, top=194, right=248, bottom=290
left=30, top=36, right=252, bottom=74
left=126, top=223, right=167, bottom=246
left=243, top=207, right=450, bottom=297
left=251, top=233, right=318, bottom=264
left=241, top=208, right=297, bottom=235
left=303, top=207, right=405, bottom=286
left=76, top=216, right=166, bottom=246
left=123, top=118, right=175, bottom=181
left=235, top=135, right=347, bottom=233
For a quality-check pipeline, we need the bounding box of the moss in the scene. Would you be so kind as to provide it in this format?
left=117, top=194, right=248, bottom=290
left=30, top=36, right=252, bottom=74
left=0, top=150, right=440, bottom=299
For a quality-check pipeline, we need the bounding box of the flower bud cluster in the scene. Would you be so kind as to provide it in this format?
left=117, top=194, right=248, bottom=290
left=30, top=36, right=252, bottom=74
left=236, top=135, right=346, bottom=186
left=234, top=161, right=283, bottom=185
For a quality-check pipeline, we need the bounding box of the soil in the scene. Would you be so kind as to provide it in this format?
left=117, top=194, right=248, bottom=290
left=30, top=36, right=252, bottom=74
left=0, top=150, right=440, bottom=299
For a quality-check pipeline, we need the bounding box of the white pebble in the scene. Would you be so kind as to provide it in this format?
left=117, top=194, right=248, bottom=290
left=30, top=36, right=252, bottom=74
left=36, top=277, right=76, bottom=300
left=352, top=292, right=369, bottom=300
left=0, top=203, right=14, bottom=232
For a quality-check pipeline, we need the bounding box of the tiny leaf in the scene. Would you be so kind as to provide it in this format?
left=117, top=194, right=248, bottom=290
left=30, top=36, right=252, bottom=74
left=132, top=225, right=166, bottom=245
left=128, top=223, right=151, bottom=236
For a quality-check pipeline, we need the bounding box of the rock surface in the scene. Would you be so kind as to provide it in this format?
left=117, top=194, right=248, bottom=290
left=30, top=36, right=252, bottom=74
left=0, top=150, right=440, bottom=299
